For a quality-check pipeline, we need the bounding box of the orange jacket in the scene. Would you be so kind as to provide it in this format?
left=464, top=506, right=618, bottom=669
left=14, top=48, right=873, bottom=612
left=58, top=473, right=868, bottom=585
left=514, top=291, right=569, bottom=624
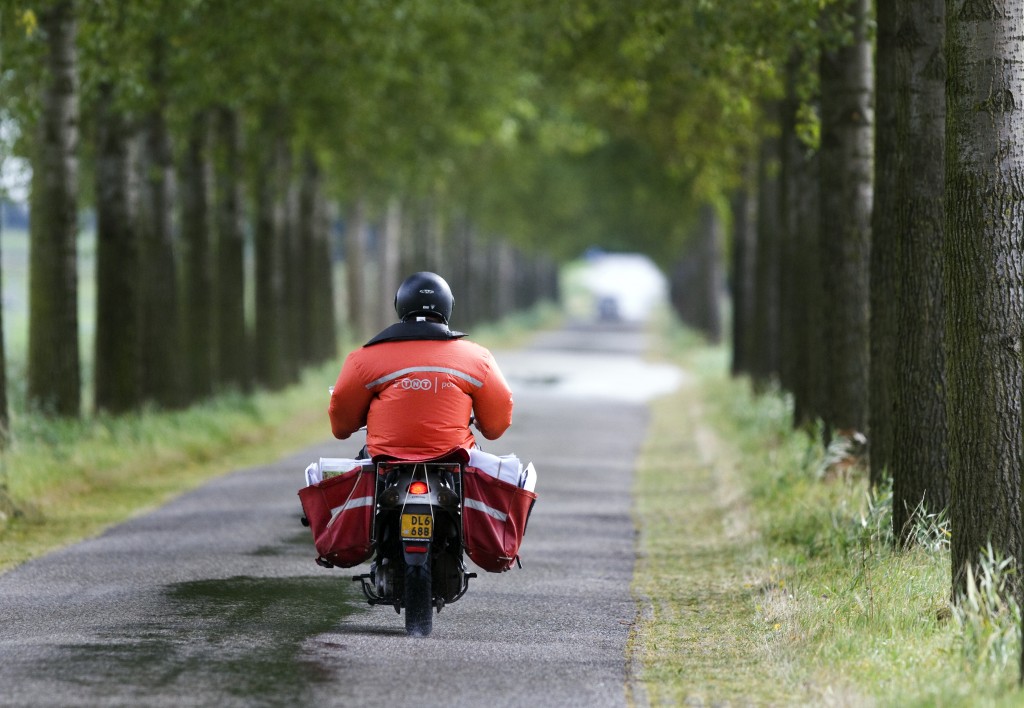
left=328, top=332, right=513, bottom=461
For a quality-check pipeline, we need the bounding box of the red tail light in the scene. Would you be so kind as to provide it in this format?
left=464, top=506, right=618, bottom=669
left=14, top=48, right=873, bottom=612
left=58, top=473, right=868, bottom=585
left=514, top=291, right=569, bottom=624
left=409, top=480, right=429, bottom=495
left=405, top=545, right=428, bottom=553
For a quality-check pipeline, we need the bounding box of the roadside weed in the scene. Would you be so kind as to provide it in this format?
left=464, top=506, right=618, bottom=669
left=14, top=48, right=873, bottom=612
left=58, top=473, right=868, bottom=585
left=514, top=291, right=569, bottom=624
left=951, top=543, right=1021, bottom=676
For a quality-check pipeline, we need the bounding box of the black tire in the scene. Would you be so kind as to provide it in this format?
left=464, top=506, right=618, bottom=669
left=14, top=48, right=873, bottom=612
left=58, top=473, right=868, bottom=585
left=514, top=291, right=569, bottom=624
left=404, top=563, right=433, bottom=636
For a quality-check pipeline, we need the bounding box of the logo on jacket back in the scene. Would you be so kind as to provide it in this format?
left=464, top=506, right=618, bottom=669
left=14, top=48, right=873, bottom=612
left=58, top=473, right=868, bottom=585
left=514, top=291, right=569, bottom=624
left=396, top=377, right=458, bottom=393
left=399, top=377, right=435, bottom=391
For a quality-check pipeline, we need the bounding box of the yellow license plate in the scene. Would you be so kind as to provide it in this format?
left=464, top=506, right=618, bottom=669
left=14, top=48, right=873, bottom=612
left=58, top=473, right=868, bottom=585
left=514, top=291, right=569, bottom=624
left=401, top=513, right=433, bottom=540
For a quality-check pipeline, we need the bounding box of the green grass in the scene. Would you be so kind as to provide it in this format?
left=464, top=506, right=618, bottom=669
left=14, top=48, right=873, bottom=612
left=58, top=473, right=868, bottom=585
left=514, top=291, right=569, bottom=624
left=0, top=362, right=341, bottom=573
left=630, top=324, right=1023, bottom=706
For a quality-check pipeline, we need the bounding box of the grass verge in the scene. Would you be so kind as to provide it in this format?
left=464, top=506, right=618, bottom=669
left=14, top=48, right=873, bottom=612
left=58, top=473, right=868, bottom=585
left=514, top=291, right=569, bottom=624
left=0, top=363, right=339, bottom=574
left=630, top=326, right=1022, bottom=706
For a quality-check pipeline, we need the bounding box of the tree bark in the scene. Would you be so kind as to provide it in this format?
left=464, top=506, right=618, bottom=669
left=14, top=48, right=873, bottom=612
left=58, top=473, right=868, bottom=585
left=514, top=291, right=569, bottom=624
left=494, top=241, right=515, bottom=318
left=891, top=0, right=948, bottom=546
left=278, top=139, right=300, bottom=384
left=137, top=32, right=181, bottom=408
left=344, top=195, right=369, bottom=341
left=450, top=216, right=478, bottom=328
left=94, top=80, right=142, bottom=413
left=869, top=0, right=902, bottom=486
left=793, top=149, right=824, bottom=429
left=252, top=118, right=286, bottom=390
left=751, top=121, right=781, bottom=390
left=27, top=0, right=80, bottom=417
left=295, top=152, right=316, bottom=365
left=945, top=0, right=1024, bottom=597
left=780, top=60, right=826, bottom=430
left=425, top=194, right=445, bottom=275
left=307, top=171, right=336, bottom=364
left=180, top=112, right=214, bottom=401
left=779, top=69, right=802, bottom=400
left=213, top=107, right=249, bottom=391
left=818, top=0, right=874, bottom=438
left=295, top=150, right=335, bottom=366
left=379, top=195, right=402, bottom=329
left=729, top=162, right=757, bottom=377
left=677, top=203, right=724, bottom=342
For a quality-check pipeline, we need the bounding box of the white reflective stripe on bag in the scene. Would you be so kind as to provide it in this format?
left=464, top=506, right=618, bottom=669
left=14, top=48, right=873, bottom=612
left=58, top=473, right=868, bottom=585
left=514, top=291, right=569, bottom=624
left=464, top=497, right=508, bottom=522
left=326, top=496, right=374, bottom=527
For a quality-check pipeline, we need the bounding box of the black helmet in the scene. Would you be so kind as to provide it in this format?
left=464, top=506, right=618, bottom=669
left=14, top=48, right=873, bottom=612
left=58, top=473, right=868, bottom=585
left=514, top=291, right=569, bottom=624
left=395, top=272, right=454, bottom=323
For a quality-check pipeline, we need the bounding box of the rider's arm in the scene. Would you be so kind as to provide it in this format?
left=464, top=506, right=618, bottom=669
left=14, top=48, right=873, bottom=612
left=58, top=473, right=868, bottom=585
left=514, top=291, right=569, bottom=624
left=470, top=351, right=513, bottom=440
left=328, top=352, right=374, bottom=440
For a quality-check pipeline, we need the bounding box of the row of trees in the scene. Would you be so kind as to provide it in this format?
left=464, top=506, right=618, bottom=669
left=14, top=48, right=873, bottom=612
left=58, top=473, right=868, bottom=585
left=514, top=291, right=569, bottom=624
left=0, top=0, right=564, bottom=425
left=7, top=0, right=1023, bottom=617
left=2, top=0, right=800, bottom=436
left=723, top=0, right=1024, bottom=611
left=531, top=0, right=1024, bottom=636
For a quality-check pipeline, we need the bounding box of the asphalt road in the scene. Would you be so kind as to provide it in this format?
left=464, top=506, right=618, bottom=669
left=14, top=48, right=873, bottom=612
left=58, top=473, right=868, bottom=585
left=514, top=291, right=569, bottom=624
left=0, top=321, right=679, bottom=708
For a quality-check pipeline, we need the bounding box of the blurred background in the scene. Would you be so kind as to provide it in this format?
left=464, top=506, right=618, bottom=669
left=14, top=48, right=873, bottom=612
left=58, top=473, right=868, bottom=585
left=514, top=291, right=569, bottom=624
left=1, top=0, right=758, bottom=422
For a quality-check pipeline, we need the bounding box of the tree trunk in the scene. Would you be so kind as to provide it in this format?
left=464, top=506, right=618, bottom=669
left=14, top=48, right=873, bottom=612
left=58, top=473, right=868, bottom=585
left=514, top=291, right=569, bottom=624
left=344, top=195, right=369, bottom=341
left=891, top=0, right=948, bottom=546
left=682, top=203, right=724, bottom=342
left=484, top=239, right=503, bottom=321
left=868, top=0, right=901, bottom=486
left=751, top=121, right=781, bottom=390
left=778, top=61, right=803, bottom=405
left=94, top=80, right=142, bottom=413
left=379, top=195, right=402, bottom=329
left=729, top=163, right=757, bottom=377
left=818, top=0, right=874, bottom=438
left=780, top=57, right=825, bottom=430
left=945, top=0, right=1024, bottom=598
left=138, top=33, right=181, bottom=408
left=400, top=197, right=425, bottom=278
left=180, top=112, right=214, bottom=402
left=494, top=241, right=515, bottom=318
left=793, top=149, right=824, bottom=429
left=278, top=139, right=300, bottom=384
left=252, top=120, right=286, bottom=390
left=294, top=150, right=335, bottom=366
left=428, top=196, right=446, bottom=274
left=450, top=216, right=477, bottom=328
left=213, top=107, right=249, bottom=391
left=27, top=0, right=80, bottom=417
left=305, top=166, right=336, bottom=364
left=295, top=152, right=316, bottom=365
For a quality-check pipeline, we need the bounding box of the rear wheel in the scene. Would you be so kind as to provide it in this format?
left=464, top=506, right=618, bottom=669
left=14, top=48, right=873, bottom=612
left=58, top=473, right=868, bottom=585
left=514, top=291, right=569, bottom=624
left=404, top=563, right=433, bottom=636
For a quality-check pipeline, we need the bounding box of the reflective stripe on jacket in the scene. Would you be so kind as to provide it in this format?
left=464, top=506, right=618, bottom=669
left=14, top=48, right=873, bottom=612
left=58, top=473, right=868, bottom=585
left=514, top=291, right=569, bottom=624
left=328, top=338, right=513, bottom=460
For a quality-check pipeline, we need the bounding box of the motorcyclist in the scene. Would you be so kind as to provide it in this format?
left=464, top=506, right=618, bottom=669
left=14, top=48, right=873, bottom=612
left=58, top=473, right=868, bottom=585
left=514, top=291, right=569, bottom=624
left=328, top=271, right=514, bottom=461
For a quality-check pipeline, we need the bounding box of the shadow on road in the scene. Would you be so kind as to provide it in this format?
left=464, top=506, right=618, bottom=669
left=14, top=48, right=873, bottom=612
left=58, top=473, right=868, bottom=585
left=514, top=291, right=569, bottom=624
left=38, top=576, right=356, bottom=704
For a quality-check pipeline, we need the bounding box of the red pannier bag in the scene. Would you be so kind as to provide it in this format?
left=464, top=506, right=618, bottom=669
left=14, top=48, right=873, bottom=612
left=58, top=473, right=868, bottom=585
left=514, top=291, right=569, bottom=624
left=461, top=466, right=537, bottom=572
left=298, top=465, right=376, bottom=567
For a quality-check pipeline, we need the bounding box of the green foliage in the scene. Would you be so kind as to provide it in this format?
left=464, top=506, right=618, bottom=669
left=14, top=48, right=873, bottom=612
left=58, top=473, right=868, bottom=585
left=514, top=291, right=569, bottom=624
left=2, top=0, right=840, bottom=262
